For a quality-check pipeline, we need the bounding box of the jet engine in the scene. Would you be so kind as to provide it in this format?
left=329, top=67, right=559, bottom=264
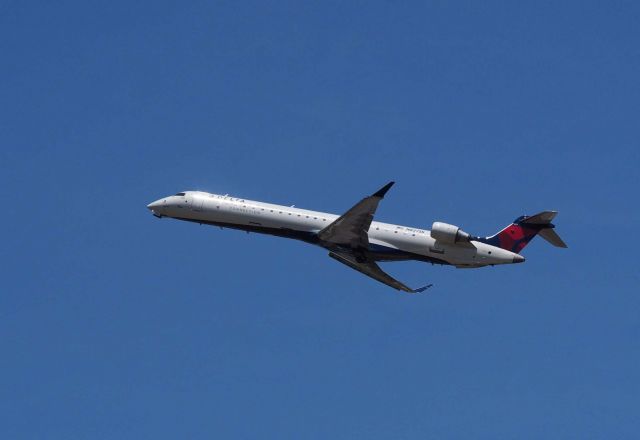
left=430, top=222, right=471, bottom=244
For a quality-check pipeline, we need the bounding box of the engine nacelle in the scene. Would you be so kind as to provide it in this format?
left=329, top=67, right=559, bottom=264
left=431, top=222, right=471, bottom=244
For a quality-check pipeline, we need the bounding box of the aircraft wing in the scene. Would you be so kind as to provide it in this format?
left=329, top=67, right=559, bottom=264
left=329, top=251, right=432, bottom=293
left=317, top=181, right=394, bottom=248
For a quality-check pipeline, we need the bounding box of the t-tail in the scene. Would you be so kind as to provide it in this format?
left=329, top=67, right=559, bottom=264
left=477, top=211, right=567, bottom=254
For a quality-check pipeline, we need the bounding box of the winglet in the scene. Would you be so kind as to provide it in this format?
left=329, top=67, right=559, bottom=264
left=373, top=181, right=395, bottom=198
left=411, top=284, right=433, bottom=293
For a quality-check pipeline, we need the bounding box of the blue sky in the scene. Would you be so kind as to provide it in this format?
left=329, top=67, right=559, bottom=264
left=2, top=1, right=639, bottom=438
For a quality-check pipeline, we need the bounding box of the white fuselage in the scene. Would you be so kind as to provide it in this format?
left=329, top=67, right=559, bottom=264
left=147, top=191, right=520, bottom=267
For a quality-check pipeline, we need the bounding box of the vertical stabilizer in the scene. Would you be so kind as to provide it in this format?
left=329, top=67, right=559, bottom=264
left=478, top=211, right=567, bottom=253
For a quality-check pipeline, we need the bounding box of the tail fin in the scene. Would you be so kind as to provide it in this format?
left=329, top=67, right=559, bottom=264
left=478, top=211, right=567, bottom=253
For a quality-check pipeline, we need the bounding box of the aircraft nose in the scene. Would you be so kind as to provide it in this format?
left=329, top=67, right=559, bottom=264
left=512, top=254, right=525, bottom=264
left=147, top=199, right=166, bottom=216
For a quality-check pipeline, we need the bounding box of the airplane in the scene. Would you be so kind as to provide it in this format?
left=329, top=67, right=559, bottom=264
left=147, top=182, right=566, bottom=293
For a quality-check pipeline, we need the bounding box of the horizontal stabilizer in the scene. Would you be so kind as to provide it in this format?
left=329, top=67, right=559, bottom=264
left=520, top=210, right=557, bottom=224
left=538, top=228, right=568, bottom=248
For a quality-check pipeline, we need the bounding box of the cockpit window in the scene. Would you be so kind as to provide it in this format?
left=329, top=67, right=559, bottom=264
left=175, top=192, right=186, bottom=196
